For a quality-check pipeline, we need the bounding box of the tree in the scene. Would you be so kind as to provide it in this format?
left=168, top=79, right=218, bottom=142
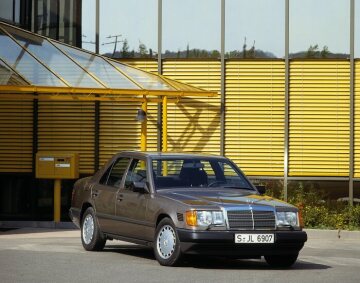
left=321, top=45, right=330, bottom=58
left=186, top=44, right=190, bottom=58
left=242, top=37, right=247, bottom=58
left=121, top=39, right=130, bottom=58
left=248, top=40, right=256, bottom=58
left=138, top=42, right=148, bottom=58
left=149, top=48, right=153, bottom=58
left=306, top=44, right=319, bottom=58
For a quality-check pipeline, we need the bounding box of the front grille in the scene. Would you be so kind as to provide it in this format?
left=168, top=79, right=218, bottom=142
left=177, top=212, right=184, bottom=222
left=227, top=210, right=275, bottom=230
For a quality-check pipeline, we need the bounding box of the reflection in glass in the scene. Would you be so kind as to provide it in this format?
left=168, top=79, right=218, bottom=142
left=81, top=0, right=96, bottom=52
left=99, top=0, right=157, bottom=58
left=226, top=0, right=284, bottom=58
left=4, top=25, right=101, bottom=88
left=290, top=0, right=349, bottom=58
left=356, top=0, right=360, bottom=58
left=0, top=59, right=28, bottom=85
left=53, top=42, right=140, bottom=89
left=163, top=0, right=220, bottom=58
left=0, top=30, right=65, bottom=86
left=111, top=61, right=173, bottom=90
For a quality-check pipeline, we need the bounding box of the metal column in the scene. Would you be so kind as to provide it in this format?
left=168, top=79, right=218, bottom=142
left=349, top=0, right=355, bottom=205
left=284, top=0, right=290, bottom=201
left=220, top=0, right=226, bottom=156
left=95, top=0, right=100, bottom=54
left=157, top=0, right=163, bottom=151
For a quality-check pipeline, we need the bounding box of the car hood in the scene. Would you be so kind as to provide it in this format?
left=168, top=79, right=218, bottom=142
left=157, top=188, right=294, bottom=209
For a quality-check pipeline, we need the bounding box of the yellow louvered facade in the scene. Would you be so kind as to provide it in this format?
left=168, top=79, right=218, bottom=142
left=38, top=101, right=95, bottom=174
left=0, top=100, right=33, bottom=172
left=289, top=60, right=350, bottom=176
left=225, top=60, right=285, bottom=176
left=99, top=102, right=141, bottom=167
left=354, top=60, right=360, bottom=178
left=0, top=59, right=358, bottom=179
left=162, top=60, right=221, bottom=154
left=120, top=59, right=159, bottom=152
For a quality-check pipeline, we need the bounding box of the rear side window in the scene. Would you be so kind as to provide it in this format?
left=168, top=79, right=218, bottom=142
left=102, top=158, right=130, bottom=188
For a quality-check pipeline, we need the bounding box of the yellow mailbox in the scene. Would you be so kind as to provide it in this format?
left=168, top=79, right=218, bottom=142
left=36, top=152, right=79, bottom=223
left=36, top=152, right=79, bottom=179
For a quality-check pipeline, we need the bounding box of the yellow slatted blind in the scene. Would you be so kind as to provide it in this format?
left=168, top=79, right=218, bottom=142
left=225, top=60, right=285, bottom=176
left=354, top=60, right=360, bottom=177
left=162, top=60, right=221, bottom=154
left=0, top=100, right=33, bottom=172
left=99, top=102, right=141, bottom=166
left=289, top=60, right=350, bottom=176
left=119, top=59, right=158, bottom=73
left=118, top=59, right=159, bottom=151
left=38, top=101, right=95, bottom=174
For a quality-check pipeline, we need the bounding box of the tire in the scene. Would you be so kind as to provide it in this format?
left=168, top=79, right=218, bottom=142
left=154, top=218, right=182, bottom=266
left=81, top=207, right=106, bottom=251
left=264, top=253, right=299, bottom=268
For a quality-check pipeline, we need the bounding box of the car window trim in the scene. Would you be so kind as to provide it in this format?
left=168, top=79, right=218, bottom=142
left=102, top=157, right=132, bottom=188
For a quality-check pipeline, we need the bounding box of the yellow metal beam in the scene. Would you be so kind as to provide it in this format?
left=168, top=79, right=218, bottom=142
left=0, top=85, right=217, bottom=97
left=141, top=96, right=147, bottom=152
left=0, top=93, right=180, bottom=103
left=54, top=179, right=61, bottom=223
left=162, top=96, right=168, bottom=152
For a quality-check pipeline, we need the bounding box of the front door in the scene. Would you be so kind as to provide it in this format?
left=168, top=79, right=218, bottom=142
left=93, top=157, right=130, bottom=234
left=115, top=158, right=153, bottom=241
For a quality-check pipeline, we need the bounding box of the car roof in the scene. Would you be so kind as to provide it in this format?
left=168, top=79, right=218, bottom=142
left=116, top=151, right=227, bottom=159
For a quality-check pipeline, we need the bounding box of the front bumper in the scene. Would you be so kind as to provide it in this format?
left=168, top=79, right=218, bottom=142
left=176, top=229, right=307, bottom=257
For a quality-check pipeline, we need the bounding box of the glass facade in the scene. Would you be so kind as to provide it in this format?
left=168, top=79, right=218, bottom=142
left=163, top=0, right=220, bottom=58
left=356, top=0, right=360, bottom=58
left=99, top=0, right=157, bottom=58
left=290, top=0, right=350, bottom=58
left=226, top=0, right=285, bottom=58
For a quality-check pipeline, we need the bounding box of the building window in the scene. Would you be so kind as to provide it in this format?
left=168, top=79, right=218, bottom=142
left=99, top=0, right=157, bottom=58
left=163, top=0, right=220, bottom=58
left=290, top=0, right=350, bottom=58
left=226, top=0, right=285, bottom=59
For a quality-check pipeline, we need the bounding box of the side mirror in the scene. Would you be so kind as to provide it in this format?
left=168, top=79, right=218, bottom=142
left=256, top=185, right=266, bottom=195
left=132, top=181, right=150, bottom=194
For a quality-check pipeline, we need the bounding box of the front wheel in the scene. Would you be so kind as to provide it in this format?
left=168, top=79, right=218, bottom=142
left=81, top=207, right=106, bottom=251
left=264, top=254, right=299, bottom=268
left=154, top=218, right=182, bottom=266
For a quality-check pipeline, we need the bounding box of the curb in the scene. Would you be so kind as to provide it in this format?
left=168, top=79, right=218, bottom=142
left=0, top=221, right=77, bottom=229
left=305, top=228, right=360, bottom=240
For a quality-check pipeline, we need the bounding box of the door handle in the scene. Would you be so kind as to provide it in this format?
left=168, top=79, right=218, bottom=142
left=117, top=194, right=124, bottom=202
left=92, top=190, right=99, bottom=198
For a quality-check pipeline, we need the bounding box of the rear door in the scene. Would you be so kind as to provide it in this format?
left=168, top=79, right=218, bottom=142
left=92, top=157, right=130, bottom=234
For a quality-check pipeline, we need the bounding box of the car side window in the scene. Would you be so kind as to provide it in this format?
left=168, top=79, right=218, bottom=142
left=106, top=158, right=130, bottom=188
left=124, top=159, right=147, bottom=190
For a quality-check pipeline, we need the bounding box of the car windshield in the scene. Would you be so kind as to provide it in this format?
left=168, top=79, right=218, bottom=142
left=152, top=158, right=254, bottom=191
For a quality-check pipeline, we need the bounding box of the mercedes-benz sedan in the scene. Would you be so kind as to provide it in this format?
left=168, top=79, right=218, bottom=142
left=70, top=151, right=307, bottom=267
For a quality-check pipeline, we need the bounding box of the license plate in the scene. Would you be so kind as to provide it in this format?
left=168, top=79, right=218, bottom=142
left=235, top=233, right=274, bottom=244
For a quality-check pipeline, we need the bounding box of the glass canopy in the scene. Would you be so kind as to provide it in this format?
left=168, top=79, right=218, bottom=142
left=0, top=21, right=210, bottom=96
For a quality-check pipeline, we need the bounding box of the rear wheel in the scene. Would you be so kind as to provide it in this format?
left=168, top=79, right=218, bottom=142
left=264, top=254, right=299, bottom=268
left=81, top=207, right=106, bottom=251
left=154, top=218, right=182, bottom=266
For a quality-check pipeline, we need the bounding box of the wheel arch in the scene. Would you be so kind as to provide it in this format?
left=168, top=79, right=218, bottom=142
left=80, top=202, right=93, bottom=223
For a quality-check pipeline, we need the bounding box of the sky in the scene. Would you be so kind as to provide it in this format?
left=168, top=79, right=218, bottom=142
left=82, top=0, right=359, bottom=58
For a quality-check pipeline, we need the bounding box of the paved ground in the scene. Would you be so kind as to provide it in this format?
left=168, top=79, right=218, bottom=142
left=0, top=228, right=359, bottom=283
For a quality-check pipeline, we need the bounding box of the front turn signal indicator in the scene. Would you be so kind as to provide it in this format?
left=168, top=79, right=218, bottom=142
left=186, top=210, right=197, bottom=226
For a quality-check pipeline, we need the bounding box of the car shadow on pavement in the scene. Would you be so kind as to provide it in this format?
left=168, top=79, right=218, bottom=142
left=103, top=244, right=330, bottom=270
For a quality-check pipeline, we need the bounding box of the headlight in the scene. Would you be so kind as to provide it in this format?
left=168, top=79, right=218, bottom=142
left=276, top=211, right=299, bottom=227
left=186, top=210, right=225, bottom=227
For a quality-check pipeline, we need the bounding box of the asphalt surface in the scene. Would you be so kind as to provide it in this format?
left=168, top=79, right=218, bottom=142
left=0, top=228, right=359, bottom=283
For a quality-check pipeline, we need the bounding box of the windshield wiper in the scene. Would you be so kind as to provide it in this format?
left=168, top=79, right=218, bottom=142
left=221, top=186, right=254, bottom=191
